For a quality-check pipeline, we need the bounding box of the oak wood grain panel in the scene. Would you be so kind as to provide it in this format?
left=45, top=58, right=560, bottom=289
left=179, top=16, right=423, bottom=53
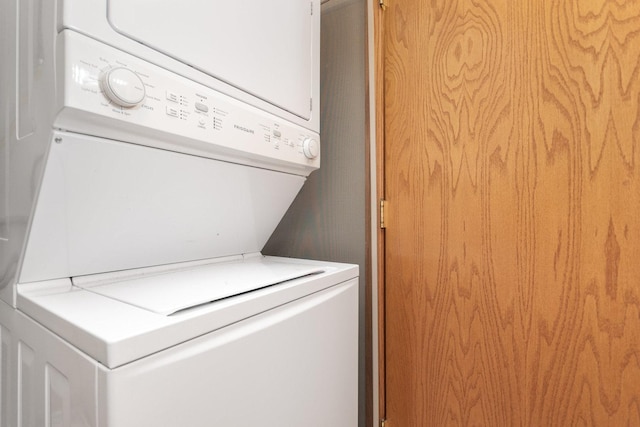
left=382, top=0, right=640, bottom=425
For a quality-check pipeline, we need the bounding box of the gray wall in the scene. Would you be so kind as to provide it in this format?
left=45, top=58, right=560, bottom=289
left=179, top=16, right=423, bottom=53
left=263, top=0, right=368, bottom=425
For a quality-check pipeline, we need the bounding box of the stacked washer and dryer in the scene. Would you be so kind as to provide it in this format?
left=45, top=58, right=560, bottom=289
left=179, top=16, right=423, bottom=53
left=0, top=0, right=358, bottom=426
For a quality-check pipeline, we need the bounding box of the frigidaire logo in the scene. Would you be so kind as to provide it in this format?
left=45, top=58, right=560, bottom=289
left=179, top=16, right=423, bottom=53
left=234, top=124, right=254, bottom=134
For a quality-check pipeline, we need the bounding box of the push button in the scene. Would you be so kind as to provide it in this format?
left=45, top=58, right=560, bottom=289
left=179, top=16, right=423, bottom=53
left=195, top=102, right=209, bottom=113
left=166, top=106, right=179, bottom=118
left=166, top=91, right=179, bottom=103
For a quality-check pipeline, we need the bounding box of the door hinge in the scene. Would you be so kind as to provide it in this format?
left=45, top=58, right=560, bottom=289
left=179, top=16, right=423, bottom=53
left=380, top=418, right=388, bottom=427
left=311, top=1, right=314, bottom=15
left=380, top=199, right=387, bottom=229
left=379, top=0, right=388, bottom=10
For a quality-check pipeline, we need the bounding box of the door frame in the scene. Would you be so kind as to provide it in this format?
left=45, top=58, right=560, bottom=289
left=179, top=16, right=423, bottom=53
left=370, top=0, right=386, bottom=425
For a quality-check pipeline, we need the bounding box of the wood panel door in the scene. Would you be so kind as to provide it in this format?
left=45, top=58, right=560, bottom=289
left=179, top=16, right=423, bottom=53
left=381, top=0, right=640, bottom=425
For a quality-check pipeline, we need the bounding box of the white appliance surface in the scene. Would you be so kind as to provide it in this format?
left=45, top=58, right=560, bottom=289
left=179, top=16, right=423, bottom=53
left=59, top=0, right=321, bottom=131
left=108, top=0, right=314, bottom=120
left=99, top=278, right=358, bottom=427
left=54, top=30, right=320, bottom=175
left=74, top=256, right=325, bottom=315
left=19, top=131, right=307, bottom=284
left=6, top=273, right=358, bottom=427
left=17, top=257, right=358, bottom=369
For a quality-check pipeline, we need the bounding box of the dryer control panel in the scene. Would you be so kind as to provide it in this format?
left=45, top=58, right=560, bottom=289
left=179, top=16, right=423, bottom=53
left=55, top=30, right=320, bottom=175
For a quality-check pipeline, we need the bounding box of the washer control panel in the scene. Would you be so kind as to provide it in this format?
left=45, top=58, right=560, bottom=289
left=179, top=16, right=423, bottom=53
left=57, top=30, right=319, bottom=172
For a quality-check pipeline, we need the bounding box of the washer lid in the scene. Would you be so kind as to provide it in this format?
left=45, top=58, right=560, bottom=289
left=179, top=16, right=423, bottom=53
left=73, top=256, right=324, bottom=315
left=107, top=0, right=315, bottom=120
left=17, top=256, right=358, bottom=368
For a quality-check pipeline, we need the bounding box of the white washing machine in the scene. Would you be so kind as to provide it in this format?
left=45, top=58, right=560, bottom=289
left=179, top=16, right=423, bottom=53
left=0, top=1, right=357, bottom=426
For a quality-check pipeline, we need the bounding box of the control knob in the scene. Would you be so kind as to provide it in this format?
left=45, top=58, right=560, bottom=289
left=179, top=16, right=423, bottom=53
left=100, top=67, right=146, bottom=108
left=302, top=138, right=320, bottom=159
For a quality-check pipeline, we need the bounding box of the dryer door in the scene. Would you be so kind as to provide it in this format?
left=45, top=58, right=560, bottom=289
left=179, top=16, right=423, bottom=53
left=107, top=0, right=316, bottom=120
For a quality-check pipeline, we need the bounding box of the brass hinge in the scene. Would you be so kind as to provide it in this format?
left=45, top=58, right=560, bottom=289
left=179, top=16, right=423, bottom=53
left=379, top=0, right=388, bottom=10
left=380, top=418, right=388, bottom=427
left=380, top=199, right=387, bottom=229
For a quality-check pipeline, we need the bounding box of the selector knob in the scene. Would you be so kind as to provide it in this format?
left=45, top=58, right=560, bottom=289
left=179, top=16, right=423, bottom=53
left=302, top=138, right=320, bottom=159
left=100, top=67, right=146, bottom=108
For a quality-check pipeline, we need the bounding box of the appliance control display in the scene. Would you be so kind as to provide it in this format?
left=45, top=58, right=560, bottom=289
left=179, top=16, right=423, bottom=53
left=59, top=30, right=319, bottom=172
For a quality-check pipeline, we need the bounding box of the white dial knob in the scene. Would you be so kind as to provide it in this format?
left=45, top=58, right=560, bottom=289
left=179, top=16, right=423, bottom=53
left=100, top=67, right=146, bottom=108
left=302, top=138, right=320, bottom=159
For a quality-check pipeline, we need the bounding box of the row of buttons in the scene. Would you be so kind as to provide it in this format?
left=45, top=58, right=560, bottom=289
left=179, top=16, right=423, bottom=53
left=156, top=90, right=308, bottom=155
left=167, top=91, right=210, bottom=114
left=271, top=129, right=296, bottom=146
left=163, top=103, right=296, bottom=147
